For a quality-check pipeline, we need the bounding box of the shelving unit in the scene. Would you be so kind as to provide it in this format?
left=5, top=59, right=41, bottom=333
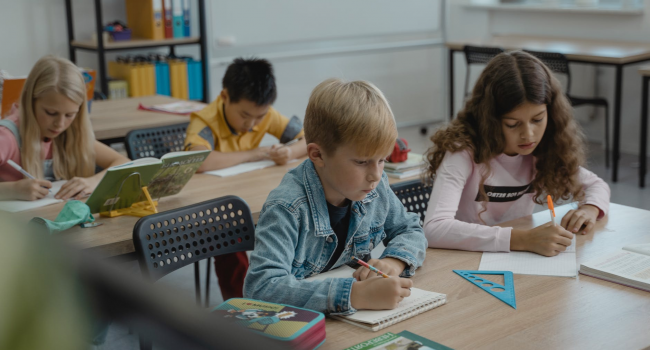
left=64, top=0, right=209, bottom=102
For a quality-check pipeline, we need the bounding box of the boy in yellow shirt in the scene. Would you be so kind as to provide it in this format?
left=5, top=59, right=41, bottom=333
left=184, top=58, right=307, bottom=300
left=185, top=58, right=306, bottom=171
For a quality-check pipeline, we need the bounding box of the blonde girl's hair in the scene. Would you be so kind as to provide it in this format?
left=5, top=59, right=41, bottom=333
left=304, top=78, right=397, bottom=157
left=19, top=55, right=96, bottom=180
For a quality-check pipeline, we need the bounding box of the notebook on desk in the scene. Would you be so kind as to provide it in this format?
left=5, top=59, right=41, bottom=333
left=305, top=265, right=446, bottom=331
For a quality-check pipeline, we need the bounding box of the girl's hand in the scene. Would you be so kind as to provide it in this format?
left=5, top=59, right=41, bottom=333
left=561, top=205, right=600, bottom=235
left=353, top=258, right=406, bottom=281
left=511, top=223, right=573, bottom=257
left=15, top=178, right=52, bottom=201
left=55, top=177, right=97, bottom=200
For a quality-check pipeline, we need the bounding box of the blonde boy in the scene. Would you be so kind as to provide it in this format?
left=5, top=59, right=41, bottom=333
left=244, top=79, right=427, bottom=314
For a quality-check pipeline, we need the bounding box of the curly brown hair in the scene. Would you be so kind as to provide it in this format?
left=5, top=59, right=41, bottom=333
left=425, top=50, right=586, bottom=206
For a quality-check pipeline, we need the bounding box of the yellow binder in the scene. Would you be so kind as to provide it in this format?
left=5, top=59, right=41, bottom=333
left=169, top=59, right=188, bottom=100
left=125, top=0, right=164, bottom=40
left=108, top=61, right=156, bottom=97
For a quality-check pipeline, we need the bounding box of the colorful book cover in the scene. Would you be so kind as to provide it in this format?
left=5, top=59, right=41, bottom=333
left=212, top=298, right=324, bottom=342
left=146, top=150, right=209, bottom=198
left=85, top=150, right=209, bottom=214
left=344, top=331, right=453, bottom=350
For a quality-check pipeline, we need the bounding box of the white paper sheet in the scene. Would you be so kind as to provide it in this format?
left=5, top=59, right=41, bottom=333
left=479, top=235, right=577, bottom=277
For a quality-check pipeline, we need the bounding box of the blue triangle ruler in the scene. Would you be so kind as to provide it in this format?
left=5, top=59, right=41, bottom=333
left=453, top=270, right=516, bottom=309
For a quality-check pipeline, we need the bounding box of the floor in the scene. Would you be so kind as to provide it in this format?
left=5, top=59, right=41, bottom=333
left=97, top=122, right=650, bottom=350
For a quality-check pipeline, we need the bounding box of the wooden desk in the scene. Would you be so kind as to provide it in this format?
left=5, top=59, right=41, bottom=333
left=638, top=66, right=650, bottom=188
left=20, top=159, right=414, bottom=259
left=446, top=35, right=650, bottom=183
left=90, top=95, right=200, bottom=143
left=322, top=203, right=650, bottom=350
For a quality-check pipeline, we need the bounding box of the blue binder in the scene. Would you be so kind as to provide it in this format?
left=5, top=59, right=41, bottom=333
left=154, top=61, right=171, bottom=96
left=185, top=58, right=203, bottom=101
left=183, top=0, right=191, bottom=37
left=172, top=0, right=184, bottom=38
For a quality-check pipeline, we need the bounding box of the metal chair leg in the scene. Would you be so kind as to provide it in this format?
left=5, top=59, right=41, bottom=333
left=205, top=257, right=211, bottom=307
left=194, top=262, right=201, bottom=306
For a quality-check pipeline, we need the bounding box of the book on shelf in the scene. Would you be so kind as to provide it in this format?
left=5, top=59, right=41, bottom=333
left=579, top=243, right=650, bottom=292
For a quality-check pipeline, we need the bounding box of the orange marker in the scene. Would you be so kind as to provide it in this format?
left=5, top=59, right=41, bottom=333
left=547, top=195, right=556, bottom=226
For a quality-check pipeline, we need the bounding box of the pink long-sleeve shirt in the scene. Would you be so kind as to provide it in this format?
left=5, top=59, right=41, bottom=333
left=423, top=150, right=610, bottom=252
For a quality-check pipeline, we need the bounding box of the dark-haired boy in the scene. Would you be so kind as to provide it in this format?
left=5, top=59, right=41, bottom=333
left=184, top=58, right=306, bottom=299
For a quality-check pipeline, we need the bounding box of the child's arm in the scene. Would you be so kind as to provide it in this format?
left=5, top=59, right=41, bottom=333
left=244, top=201, right=411, bottom=314
left=375, top=174, right=428, bottom=277
left=424, top=151, right=514, bottom=252
left=560, top=166, right=611, bottom=234
left=0, top=179, right=52, bottom=201
left=55, top=141, right=129, bottom=200
left=269, top=138, right=307, bottom=165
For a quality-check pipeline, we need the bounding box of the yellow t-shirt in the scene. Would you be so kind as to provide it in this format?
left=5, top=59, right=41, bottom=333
left=184, top=96, right=304, bottom=152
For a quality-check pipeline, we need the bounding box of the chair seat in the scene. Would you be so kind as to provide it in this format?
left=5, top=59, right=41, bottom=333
left=568, top=95, right=608, bottom=108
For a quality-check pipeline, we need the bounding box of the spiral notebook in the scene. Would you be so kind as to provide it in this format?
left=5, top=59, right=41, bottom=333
left=306, top=265, right=446, bottom=331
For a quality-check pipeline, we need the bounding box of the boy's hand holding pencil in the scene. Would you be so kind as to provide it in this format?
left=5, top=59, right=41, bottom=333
left=352, top=257, right=406, bottom=281
left=350, top=256, right=413, bottom=310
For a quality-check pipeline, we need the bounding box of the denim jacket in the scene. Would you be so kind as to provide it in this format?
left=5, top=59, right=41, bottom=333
left=243, top=159, right=427, bottom=315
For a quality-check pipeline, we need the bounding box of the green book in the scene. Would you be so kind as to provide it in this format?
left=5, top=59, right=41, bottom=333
left=85, top=150, right=210, bottom=214
left=344, top=331, right=453, bottom=350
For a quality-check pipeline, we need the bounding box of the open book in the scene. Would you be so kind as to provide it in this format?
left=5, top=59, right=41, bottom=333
left=579, top=243, right=650, bottom=292
left=85, top=150, right=210, bottom=214
left=138, top=101, right=206, bottom=115
left=0, top=180, right=66, bottom=213
left=306, top=265, right=446, bottom=331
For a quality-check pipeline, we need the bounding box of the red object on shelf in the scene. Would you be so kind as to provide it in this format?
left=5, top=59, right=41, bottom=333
left=388, top=138, right=411, bottom=163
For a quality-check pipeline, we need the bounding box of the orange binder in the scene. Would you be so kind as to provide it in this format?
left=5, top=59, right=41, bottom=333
left=1, top=69, right=96, bottom=118
left=125, top=0, right=164, bottom=40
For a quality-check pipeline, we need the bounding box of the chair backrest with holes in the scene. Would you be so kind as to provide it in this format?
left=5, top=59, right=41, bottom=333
left=133, top=196, right=255, bottom=281
left=390, top=179, right=432, bottom=227
left=125, top=122, right=189, bottom=160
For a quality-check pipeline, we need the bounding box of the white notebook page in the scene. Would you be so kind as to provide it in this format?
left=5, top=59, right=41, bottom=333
left=479, top=235, right=577, bottom=277
left=305, top=265, right=445, bottom=324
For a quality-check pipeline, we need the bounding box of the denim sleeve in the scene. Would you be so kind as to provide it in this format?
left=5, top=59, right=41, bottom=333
left=379, top=175, right=428, bottom=277
left=243, top=201, right=357, bottom=315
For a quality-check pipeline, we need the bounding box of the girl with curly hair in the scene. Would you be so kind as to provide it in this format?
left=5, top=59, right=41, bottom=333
left=423, top=51, right=610, bottom=257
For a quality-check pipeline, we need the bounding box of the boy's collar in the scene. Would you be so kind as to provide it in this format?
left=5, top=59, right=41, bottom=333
left=302, top=160, right=378, bottom=237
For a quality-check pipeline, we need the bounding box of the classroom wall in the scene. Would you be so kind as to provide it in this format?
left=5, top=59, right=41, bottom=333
left=448, top=0, right=650, bottom=157
left=205, top=0, right=446, bottom=128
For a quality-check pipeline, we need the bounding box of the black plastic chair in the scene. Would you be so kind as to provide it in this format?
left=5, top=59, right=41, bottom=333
left=463, top=45, right=506, bottom=97
left=125, top=123, right=189, bottom=160
left=524, top=49, right=610, bottom=167
left=133, top=196, right=255, bottom=350
left=390, top=179, right=433, bottom=227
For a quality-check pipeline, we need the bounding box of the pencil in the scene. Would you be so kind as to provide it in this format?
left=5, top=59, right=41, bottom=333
left=547, top=194, right=556, bottom=226
left=7, top=159, right=51, bottom=193
left=352, top=256, right=389, bottom=278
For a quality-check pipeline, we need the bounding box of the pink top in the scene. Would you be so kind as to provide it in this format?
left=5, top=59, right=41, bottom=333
left=423, top=150, right=610, bottom=252
left=0, top=110, right=53, bottom=181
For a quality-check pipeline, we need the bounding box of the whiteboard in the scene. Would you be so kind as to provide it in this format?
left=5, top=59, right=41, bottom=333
left=209, top=0, right=441, bottom=47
